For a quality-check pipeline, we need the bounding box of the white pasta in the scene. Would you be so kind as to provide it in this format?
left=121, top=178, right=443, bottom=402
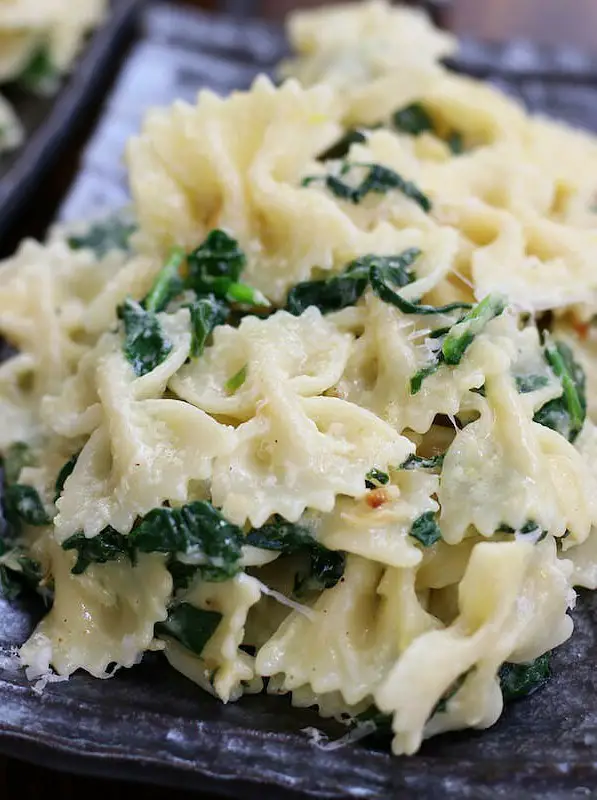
left=1, top=0, right=597, bottom=759
left=0, top=0, right=106, bottom=152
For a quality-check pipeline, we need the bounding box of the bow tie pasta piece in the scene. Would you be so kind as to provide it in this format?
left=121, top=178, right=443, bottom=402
left=170, top=307, right=352, bottom=422
left=127, top=77, right=365, bottom=303
left=375, top=538, right=573, bottom=755
left=54, top=400, right=234, bottom=539
left=316, top=470, right=438, bottom=569
left=439, top=371, right=597, bottom=545
left=211, top=390, right=413, bottom=528
left=42, top=308, right=192, bottom=440
left=162, top=573, right=262, bottom=704
left=0, top=0, right=106, bottom=71
left=338, top=294, right=512, bottom=433
left=280, top=1, right=454, bottom=125
left=472, top=213, right=597, bottom=315
left=256, top=555, right=440, bottom=706
left=54, top=312, right=236, bottom=538
left=19, top=540, right=171, bottom=681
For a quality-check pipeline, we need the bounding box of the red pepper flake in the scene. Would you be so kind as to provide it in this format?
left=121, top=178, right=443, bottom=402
left=366, top=488, right=388, bottom=509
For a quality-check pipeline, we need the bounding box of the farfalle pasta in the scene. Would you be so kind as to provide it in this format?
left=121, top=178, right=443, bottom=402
left=1, top=0, right=597, bottom=758
left=0, top=0, right=106, bottom=152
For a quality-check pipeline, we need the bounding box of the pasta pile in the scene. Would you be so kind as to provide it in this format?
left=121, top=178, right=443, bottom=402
left=0, top=0, right=106, bottom=152
left=2, top=0, right=597, bottom=756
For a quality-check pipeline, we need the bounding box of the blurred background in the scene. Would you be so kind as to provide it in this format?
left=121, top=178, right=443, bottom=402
left=192, top=0, right=597, bottom=48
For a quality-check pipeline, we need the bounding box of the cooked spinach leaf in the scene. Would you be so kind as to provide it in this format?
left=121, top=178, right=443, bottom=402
left=155, top=603, right=222, bottom=656
left=410, top=293, right=506, bottom=394
left=442, top=294, right=507, bottom=365
left=400, top=453, right=445, bottom=471
left=515, top=374, right=549, bottom=394
left=286, top=250, right=418, bottom=316
left=286, top=258, right=371, bottom=315
left=318, top=129, right=368, bottom=161
left=392, top=103, right=434, bottom=136
left=54, top=452, right=80, bottom=502
left=0, top=564, right=21, bottom=601
left=365, top=468, right=390, bottom=489
left=117, top=298, right=173, bottom=377
left=130, top=501, right=244, bottom=582
left=302, top=162, right=432, bottom=211
left=534, top=341, right=586, bottom=443
left=18, top=46, right=59, bottom=94
left=62, top=528, right=133, bottom=575
left=4, top=485, right=51, bottom=529
left=185, top=230, right=270, bottom=309
left=189, top=297, right=228, bottom=358
left=187, top=229, right=245, bottom=288
left=246, top=516, right=345, bottom=591
left=499, top=654, right=550, bottom=702
left=167, top=561, right=200, bottom=592
left=225, top=365, right=248, bottom=394
left=410, top=362, right=442, bottom=395
left=370, top=253, right=471, bottom=316
left=68, top=216, right=136, bottom=258
left=392, top=102, right=465, bottom=155
left=3, top=442, right=34, bottom=485
left=410, top=511, right=441, bottom=546
left=0, top=541, right=42, bottom=601
left=447, top=131, right=464, bottom=155
left=497, top=520, right=546, bottom=540
left=286, top=247, right=421, bottom=316
left=143, top=247, right=186, bottom=313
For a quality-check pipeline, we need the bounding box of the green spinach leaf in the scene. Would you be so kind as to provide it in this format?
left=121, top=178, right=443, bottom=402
left=534, top=341, right=586, bottom=443
left=225, top=365, right=248, bottom=394
left=4, top=485, right=51, bottom=529
left=286, top=258, right=370, bottom=315
left=400, top=453, right=445, bottom=471
left=130, top=501, right=244, bottom=582
left=185, top=230, right=269, bottom=309
left=410, top=293, right=506, bottom=394
left=392, top=103, right=434, bottom=136
left=155, top=603, right=222, bottom=656
left=499, top=654, right=550, bottom=702
left=515, top=374, right=549, bottom=394
left=54, top=452, right=80, bottom=502
left=302, top=162, right=432, bottom=211
left=392, top=102, right=465, bottom=155
left=68, top=216, right=136, bottom=258
left=62, top=528, right=133, bottom=575
left=246, top=516, right=345, bottom=591
left=143, top=247, right=186, bottom=313
left=410, top=511, right=441, bottom=546
left=18, top=46, right=59, bottom=94
left=318, top=129, right=368, bottom=161
left=441, top=294, right=507, bottom=365
left=188, top=296, right=229, bottom=358
left=3, top=442, right=34, bottom=485
left=117, top=298, right=173, bottom=377
left=365, top=468, right=390, bottom=489
left=286, top=250, right=419, bottom=316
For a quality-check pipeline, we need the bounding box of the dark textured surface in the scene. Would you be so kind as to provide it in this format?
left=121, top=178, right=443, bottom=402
left=1, top=591, right=597, bottom=798
left=0, top=0, right=141, bottom=248
left=4, top=4, right=597, bottom=798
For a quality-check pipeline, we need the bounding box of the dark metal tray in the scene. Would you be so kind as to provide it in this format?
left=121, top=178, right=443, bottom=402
left=3, top=4, right=597, bottom=798
left=0, top=0, right=142, bottom=248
